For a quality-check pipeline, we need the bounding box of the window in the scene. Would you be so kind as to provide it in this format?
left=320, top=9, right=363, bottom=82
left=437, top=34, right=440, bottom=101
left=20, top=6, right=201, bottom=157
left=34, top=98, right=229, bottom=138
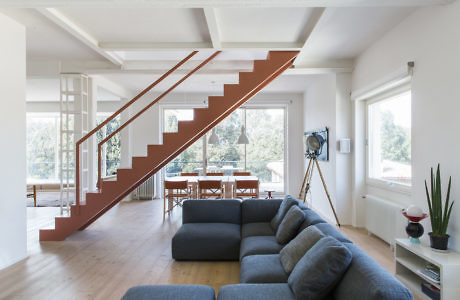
left=162, top=107, right=286, bottom=193
left=164, top=109, right=203, bottom=176
left=367, top=90, right=411, bottom=188
left=96, top=113, right=121, bottom=177
left=26, top=113, right=60, bottom=183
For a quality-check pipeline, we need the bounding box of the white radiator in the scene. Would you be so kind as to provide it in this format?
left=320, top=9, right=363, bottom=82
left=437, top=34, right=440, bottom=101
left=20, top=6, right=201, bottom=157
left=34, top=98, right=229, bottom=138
left=365, top=195, right=407, bottom=247
left=132, top=175, right=155, bottom=200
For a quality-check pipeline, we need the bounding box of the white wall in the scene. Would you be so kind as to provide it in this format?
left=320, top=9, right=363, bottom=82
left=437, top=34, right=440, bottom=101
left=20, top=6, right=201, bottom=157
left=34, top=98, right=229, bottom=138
left=335, top=74, right=353, bottom=224
left=303, top=74, right=353, bottom=225
left=352, top=1, right=460, bottom=250
left=128, top=92, right=304, bottom=196
left=0, top=13, right=27, bottom=270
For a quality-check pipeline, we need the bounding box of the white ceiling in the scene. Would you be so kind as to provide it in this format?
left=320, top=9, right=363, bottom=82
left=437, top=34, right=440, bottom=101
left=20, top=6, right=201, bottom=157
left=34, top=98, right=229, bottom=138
left=0, top=2, right=442, bottom=97
left=295, top=7, right=416, bottom=64
left=0, top=8, right=103, bottom=60
left=215, top=8, right=316, bottom=43
left=59, top=8, right=211, bottom=44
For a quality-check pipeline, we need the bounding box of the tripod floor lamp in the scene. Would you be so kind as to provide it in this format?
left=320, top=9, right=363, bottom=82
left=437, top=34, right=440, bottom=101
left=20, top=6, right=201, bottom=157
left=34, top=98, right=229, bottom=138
left=299, top=132, right=341, bottom=226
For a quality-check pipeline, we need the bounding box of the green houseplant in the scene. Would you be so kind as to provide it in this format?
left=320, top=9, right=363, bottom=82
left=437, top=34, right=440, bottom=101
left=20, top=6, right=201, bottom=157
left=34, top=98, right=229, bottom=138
left=425, top=164, right=454, bottom=250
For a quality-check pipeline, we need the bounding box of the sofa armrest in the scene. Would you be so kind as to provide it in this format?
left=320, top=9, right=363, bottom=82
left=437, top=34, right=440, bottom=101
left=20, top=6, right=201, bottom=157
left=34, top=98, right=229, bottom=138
left=182, top=199, right=242, bottom=224
left=241, top=199, right=283, bottom=224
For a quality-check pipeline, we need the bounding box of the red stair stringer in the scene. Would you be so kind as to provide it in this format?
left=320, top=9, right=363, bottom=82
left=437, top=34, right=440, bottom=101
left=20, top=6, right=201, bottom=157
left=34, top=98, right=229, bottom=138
left=39, top=51, right=299, bottom=241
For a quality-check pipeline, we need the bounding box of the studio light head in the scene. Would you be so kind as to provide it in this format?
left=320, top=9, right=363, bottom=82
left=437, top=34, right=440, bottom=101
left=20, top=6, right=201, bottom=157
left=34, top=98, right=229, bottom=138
left=305, top=133, right=324, bottom=158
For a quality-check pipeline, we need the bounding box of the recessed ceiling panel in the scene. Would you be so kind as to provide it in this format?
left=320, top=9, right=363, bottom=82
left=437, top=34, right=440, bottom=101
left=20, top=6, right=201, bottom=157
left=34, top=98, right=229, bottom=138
left=295, top=7, right=415, bottom=64
left=0, top=8, right=103, bottom=60
left=216, top=8, right=315, bottom=43
left=59, top=8, right=210, bottom=43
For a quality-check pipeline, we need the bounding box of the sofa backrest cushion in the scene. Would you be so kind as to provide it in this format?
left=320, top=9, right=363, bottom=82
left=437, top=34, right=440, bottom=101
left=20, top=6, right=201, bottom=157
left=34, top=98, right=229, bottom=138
left=288, top=237, right=352, bottom=300
left=276, top=206, right=305, bottom=245
left=297, top=209, right=327, bottom=233
left=242, top=199, right=283, bottom=224
left=280, top=225, right=325, bottom=274
left=270, top=195, right=298, bottom=230
left=182, top=199, right=242, bottom=224
left=332, top=243, right=413, bottom=300
left=315, top=223, right=352, bottom=244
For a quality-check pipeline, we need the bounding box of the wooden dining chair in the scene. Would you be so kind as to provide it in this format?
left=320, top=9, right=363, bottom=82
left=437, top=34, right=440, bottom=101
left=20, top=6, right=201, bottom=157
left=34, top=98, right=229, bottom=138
left=180, top=172, right=199, bottom=176
left=205, top=172, right=224, bottom=176
left=233, top=171, right=251, bottom=176
left=163, top=180, right=191, bottom=221
left=234, top=179, right=259, bottom=199
left=198, top=180, right=224, bottom=199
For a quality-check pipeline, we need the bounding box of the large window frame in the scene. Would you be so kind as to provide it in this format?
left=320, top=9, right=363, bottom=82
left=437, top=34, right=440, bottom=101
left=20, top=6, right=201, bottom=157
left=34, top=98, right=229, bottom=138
left=160, top=104, right=288, bottom=196
left=365, top=86, right=412, bottom=194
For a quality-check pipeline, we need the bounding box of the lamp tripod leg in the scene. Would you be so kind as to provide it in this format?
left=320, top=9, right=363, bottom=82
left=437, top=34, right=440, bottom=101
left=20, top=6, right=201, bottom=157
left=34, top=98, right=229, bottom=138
left=299, top=158, right=313, bottom=200
left=314, top=158, right=341, bottom=227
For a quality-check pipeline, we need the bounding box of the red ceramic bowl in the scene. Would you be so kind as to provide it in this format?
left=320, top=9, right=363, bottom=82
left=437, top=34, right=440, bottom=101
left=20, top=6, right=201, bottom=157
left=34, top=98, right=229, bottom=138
left=402, top=211, right=428, bottom=222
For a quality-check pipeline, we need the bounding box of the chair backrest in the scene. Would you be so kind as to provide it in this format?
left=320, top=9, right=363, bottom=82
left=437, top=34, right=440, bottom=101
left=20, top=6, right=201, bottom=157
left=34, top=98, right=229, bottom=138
left=164, top=180, right=188, bottom=190
left=233, top=171, right=251, bottom=176
left=235, top=179, right=259, bottom=189
left=206, top=172, right=224, bottom=176
left=180, top=172, right=199, bottom=176
left=198, top=180, right=222, bottom=189
left=234, top=179, right=259, bottom=198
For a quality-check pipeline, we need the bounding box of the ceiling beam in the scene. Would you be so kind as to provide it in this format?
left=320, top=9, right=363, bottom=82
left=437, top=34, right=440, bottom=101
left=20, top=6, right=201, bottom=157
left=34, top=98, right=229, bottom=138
left=36, top=8, right=123, bottom=66
left=2, top=0, right=454, bottom=7
left=293, top=7, right=326, bottom=66
left=99, top=42, right=302, bottom=51
left=284, top=67, right=353, bottom=75
left=203, top=8, right=222, bottom=49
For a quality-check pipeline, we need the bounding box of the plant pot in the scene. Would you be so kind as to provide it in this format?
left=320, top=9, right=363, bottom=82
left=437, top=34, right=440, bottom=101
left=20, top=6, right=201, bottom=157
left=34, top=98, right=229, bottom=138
left=429, top=232, right=449, bottom=250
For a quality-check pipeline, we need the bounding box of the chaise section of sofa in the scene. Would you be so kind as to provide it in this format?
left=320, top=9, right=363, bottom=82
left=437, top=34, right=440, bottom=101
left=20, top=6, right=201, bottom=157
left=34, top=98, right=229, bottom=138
left=172, top=199, right=242, bottom=261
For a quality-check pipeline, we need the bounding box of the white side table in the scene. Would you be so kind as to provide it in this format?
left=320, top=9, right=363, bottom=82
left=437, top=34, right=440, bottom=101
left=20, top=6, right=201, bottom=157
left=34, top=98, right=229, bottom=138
left=395, top=238, right=460, bottom=299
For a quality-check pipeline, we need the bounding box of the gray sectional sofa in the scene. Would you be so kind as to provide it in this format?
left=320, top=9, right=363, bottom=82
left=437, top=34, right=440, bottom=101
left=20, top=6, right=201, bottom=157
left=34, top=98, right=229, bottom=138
left=123, top=196, right=413, bottom=300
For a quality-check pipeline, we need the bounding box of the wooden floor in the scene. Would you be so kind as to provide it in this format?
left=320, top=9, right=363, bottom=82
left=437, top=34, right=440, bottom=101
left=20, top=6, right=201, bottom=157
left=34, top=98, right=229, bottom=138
left=0, top=199, right=416, bottom=300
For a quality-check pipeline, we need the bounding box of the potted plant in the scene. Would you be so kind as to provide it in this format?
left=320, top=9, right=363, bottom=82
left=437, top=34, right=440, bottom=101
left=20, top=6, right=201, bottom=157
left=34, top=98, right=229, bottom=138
left=425, top=164, right=454, bottom=250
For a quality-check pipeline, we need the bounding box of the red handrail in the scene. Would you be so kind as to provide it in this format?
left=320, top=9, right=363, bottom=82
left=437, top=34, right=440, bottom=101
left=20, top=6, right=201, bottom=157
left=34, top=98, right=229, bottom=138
left=97, top=51, right=221, bottom=188
left=75, top=51, right=198, bottom=211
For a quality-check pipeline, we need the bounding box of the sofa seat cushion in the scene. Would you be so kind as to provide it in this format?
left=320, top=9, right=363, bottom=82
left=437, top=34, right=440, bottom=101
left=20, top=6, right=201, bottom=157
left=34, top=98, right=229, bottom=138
left=315, top=222, right=352, bottom=243
left=172, top=223, right=240, bottom=261
left=217, top=284, right=295, bottom=300
left=240, top=236, right=283, bottom=260
left=240, top=254, right=288, bottom=283
left=276, top=205, right=305, bottom=244
left=270, top=195, right=298, bottom=231
left=242, top=222, right=275, bottom=238
left=121, top=285, right=215, bottom=300
left=333, top=243, right=413, bottom=300
left=288, top=237, right=353, bottom=300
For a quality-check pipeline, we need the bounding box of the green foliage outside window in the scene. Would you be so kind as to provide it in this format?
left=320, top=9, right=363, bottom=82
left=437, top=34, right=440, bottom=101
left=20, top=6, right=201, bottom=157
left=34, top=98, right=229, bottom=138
left=381, top=111, right=411, bottom=164
left=96, top=115, right=121, bottom=176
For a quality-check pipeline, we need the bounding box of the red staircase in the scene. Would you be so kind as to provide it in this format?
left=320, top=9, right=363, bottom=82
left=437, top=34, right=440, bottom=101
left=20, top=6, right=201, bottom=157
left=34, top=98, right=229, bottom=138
left=40, top=51, right=299, bottom=241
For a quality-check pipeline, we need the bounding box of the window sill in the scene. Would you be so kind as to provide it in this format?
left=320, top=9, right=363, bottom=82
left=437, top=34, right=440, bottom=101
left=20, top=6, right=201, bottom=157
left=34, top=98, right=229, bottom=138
left=366, top=178, right=412, bottom=195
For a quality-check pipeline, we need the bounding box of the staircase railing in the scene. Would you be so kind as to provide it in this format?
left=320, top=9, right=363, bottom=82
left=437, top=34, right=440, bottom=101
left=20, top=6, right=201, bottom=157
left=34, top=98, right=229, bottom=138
left=75, top=51, right=221, bottom=213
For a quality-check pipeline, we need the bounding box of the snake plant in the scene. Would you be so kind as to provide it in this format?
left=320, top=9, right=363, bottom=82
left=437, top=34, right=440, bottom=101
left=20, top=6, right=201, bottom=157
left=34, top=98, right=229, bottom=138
left=425, top=164, right=454, bottom=236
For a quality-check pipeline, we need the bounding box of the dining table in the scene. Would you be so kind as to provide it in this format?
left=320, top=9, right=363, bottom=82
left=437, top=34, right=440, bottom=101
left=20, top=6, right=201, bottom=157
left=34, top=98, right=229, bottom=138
left=165, top=175, right=259, bottom=199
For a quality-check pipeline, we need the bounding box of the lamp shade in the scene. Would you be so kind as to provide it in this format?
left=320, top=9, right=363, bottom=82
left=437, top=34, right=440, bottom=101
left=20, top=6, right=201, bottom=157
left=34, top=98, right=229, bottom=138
left=208, top=128, right=219, bottom=145
left=237, top=126, right=249, bottom=144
